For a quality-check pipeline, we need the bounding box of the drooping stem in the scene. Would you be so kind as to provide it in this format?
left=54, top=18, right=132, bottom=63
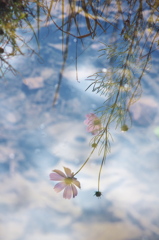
left=73, top=146, right=96, bottom=176
left=98, top=144, right=107, bottom=191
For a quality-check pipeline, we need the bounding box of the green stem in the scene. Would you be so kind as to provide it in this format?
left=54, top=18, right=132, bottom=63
left=73, top=147, right=96, bottom=176
left=98, top=143, right=107, bottom=191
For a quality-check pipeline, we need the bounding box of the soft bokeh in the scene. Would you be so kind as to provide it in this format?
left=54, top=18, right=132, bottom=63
left=0, top=1, right=159, bottom=240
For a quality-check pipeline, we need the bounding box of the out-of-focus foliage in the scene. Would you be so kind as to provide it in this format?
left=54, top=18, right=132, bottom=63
left=85, top=0, right=159, bottom=146
left=82, top=0, right=159, bottom=191
left=1, top=0, right=159, bottom=78
left=0, top=0, right=47, bottom=77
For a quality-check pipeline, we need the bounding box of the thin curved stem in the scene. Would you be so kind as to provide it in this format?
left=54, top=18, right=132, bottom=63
left=98, top=143, right=107, bottom=191
left=73, top=147, right=96, bottom=176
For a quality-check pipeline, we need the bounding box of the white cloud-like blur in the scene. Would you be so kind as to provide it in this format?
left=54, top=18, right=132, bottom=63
left=1, top=3, right=159, bottom=240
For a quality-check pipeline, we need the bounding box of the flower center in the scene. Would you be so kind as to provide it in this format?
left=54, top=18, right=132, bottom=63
left=64, top=177, right=73, bottom=185
left=93, top=119, right=101, bottom=125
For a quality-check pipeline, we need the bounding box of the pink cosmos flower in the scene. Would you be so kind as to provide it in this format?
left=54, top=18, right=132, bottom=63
left=84, top=113, right=102, bottom=135
left=49, top=167, right=81, bottom=199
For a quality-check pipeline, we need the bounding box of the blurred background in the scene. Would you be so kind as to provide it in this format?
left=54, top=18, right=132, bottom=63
left=0, top=1, right=159, bottom=240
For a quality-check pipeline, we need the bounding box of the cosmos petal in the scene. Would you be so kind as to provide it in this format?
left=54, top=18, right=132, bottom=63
left=50, top=172, right=65, bottom=181
left=87, top=126, right=94, bottom=132
left=84, top=119, right=89, bottom=125
left=73, top=179, right=81, bottom=188
left=63, top=185, right=72, bottom=199
left=63, top=167, right=73, bottom=177
left=86, top=113, right=95, bottom=118
left=87, top=127, right=98, bottom=135
left=54, top=182, right=66, bottom=193
left=71, top=184, right=78, bottom=198
left=84, top=113, right=102, bottom=135
left=53, top=169, right=66, bottom=178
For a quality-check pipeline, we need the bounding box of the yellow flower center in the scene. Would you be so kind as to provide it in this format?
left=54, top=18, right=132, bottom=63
left=64, top=177, right=73, bottom=185
left=93, top=119, right=101, bottom=125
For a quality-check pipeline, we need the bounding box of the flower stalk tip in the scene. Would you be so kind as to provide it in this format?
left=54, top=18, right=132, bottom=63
left=94, top=191, right=102, bottom=198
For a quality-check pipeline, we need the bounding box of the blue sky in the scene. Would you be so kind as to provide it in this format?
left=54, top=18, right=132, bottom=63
left=0, top=2, right=159, bottom=240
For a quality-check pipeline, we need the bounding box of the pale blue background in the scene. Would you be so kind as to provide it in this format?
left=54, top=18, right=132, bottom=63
left=0, top=2, right=159, bottom=240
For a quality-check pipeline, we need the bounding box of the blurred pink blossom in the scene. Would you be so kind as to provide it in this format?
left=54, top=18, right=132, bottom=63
left=49, top=167, right=81, bottom=199
left=84, top=113, right=102, bottom=135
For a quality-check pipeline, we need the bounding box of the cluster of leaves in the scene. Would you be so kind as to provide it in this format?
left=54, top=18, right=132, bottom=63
left=0, top=0, right=47, bottom=77
left=79, top=0, right=159, bottom=192
left=87, top=1, right=159, bottom=145
left=1, top=0, right=159, bottom=79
